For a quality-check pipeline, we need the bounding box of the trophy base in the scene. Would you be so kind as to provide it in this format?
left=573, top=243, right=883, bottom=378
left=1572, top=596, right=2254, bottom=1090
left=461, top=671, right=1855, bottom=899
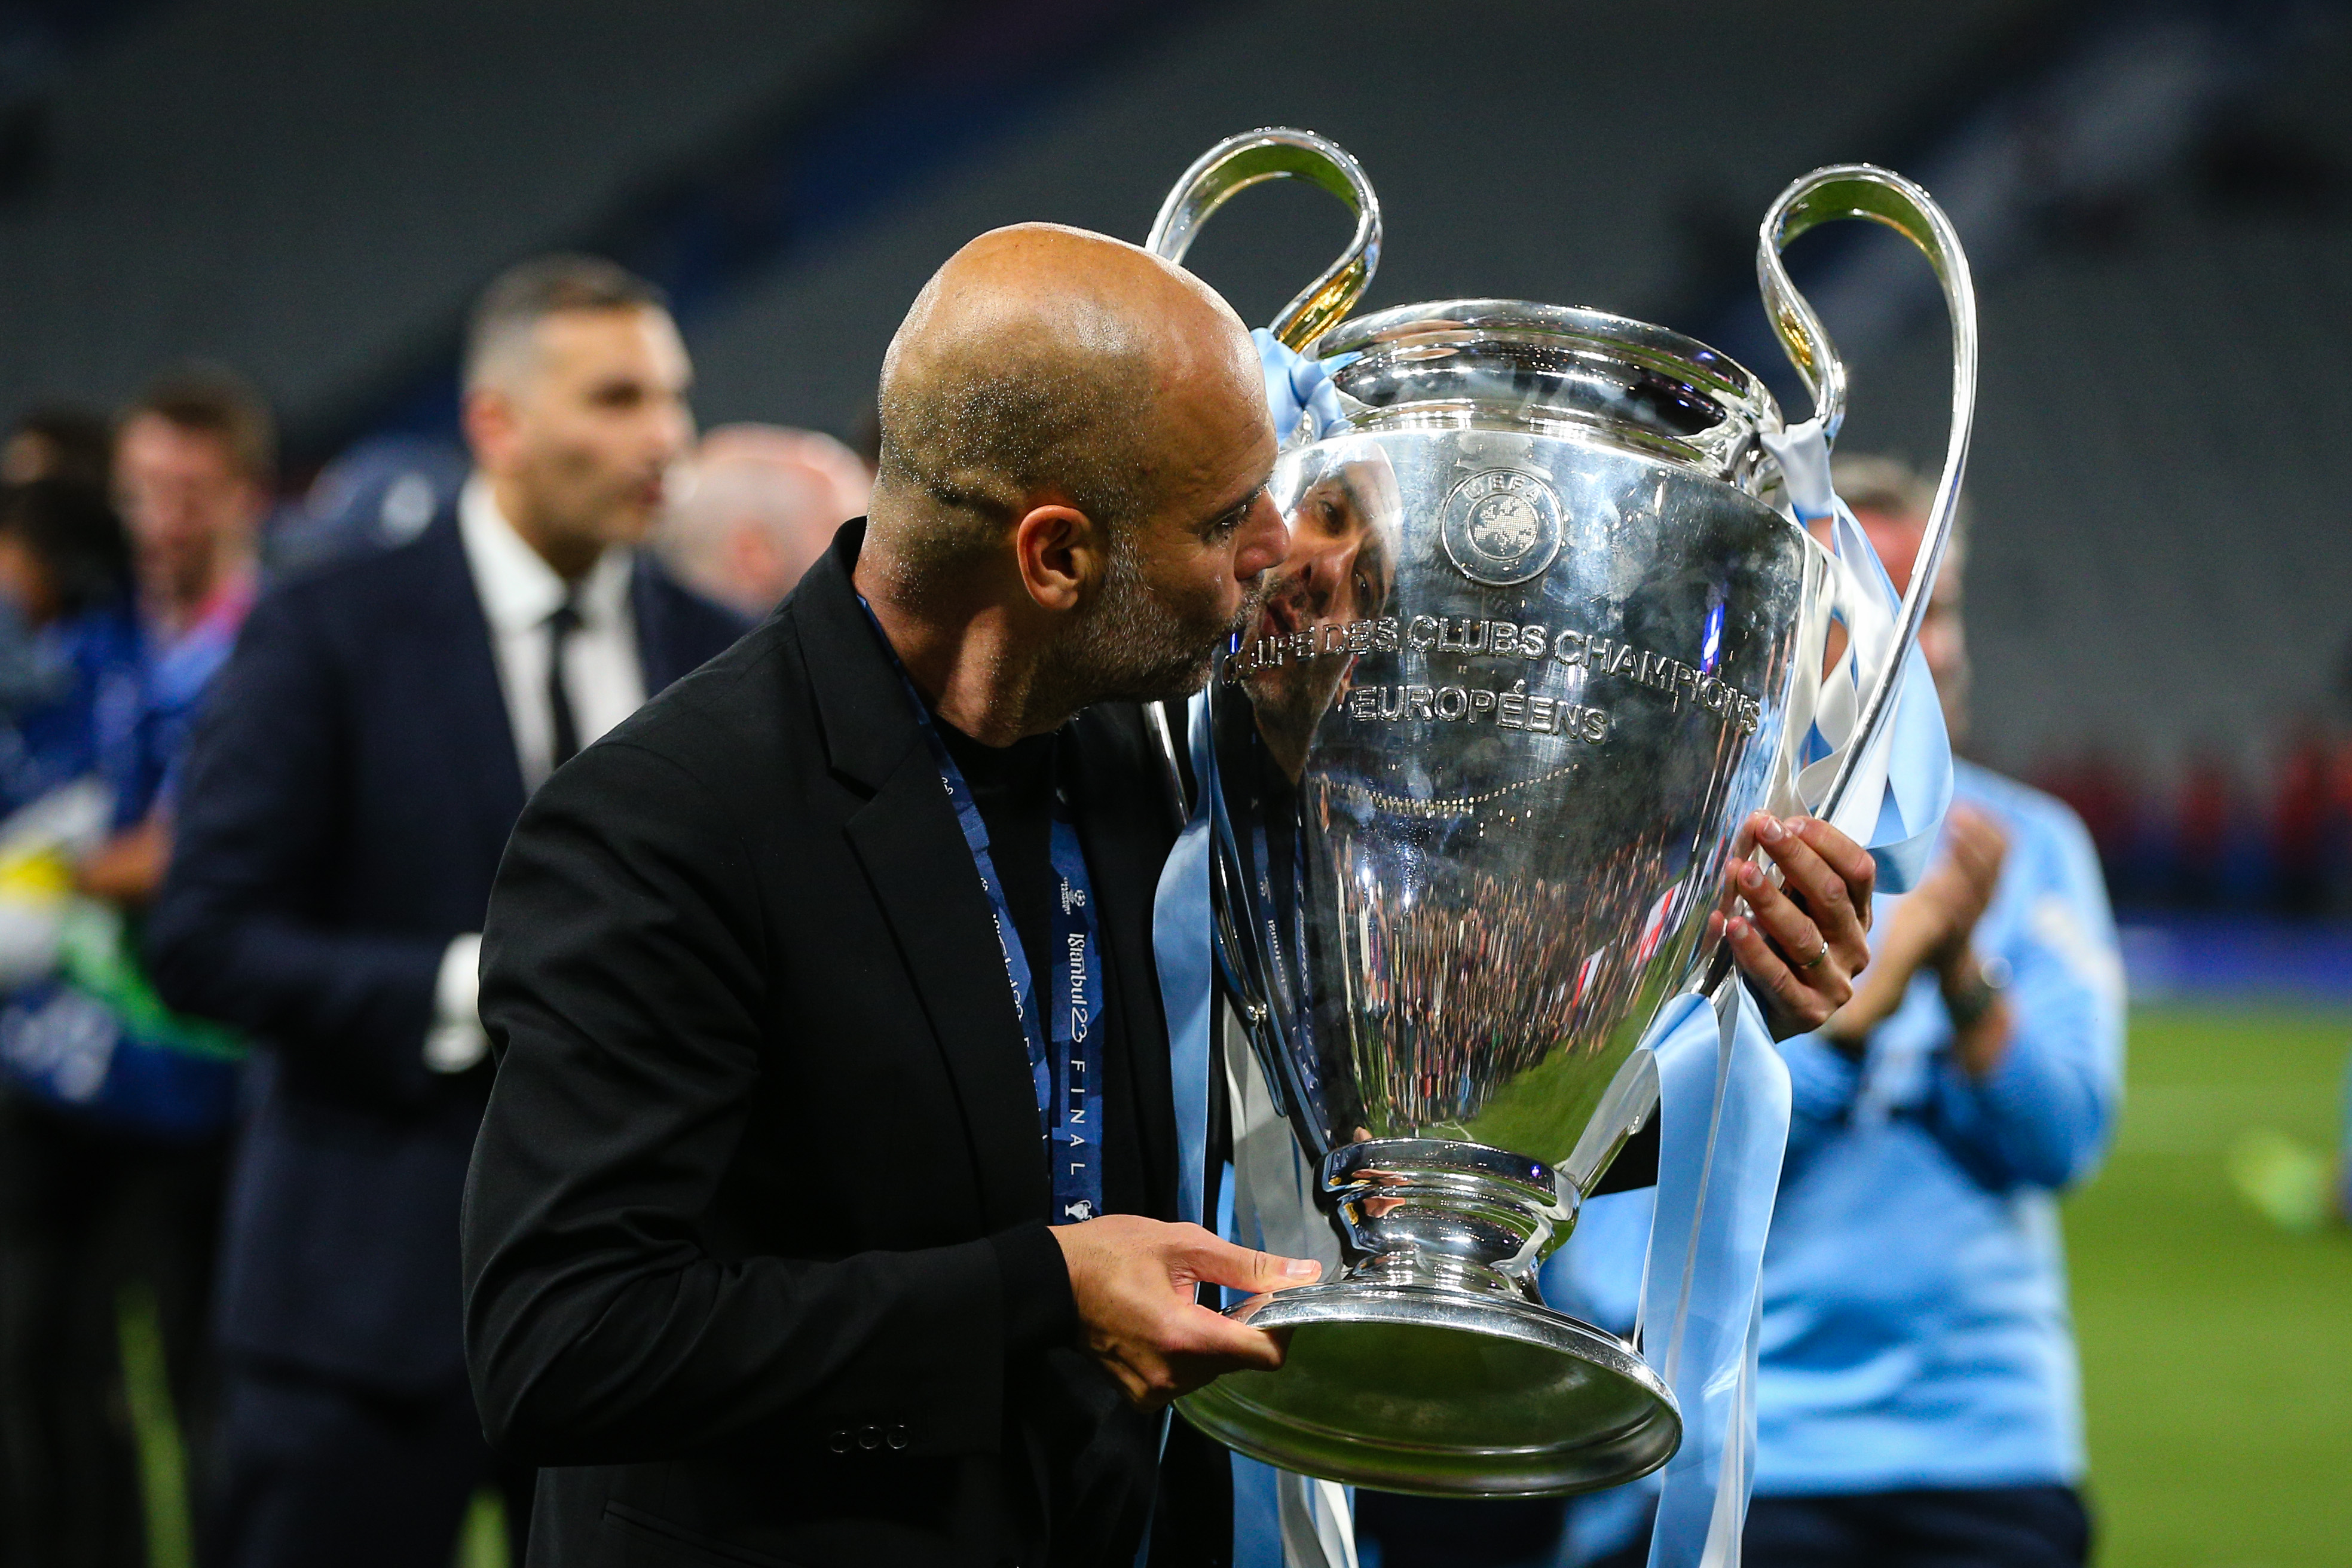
left=1175, top=1278, right=1680, bottom=1498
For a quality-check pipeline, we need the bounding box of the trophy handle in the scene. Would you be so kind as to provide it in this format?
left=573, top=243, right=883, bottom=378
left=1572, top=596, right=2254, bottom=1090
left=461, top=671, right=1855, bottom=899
left=1146, top=127, right=1383, bottom=351
left=1139, top=130, right=1381, bottom=823
left=1756, top=164, right=1977, bottom=822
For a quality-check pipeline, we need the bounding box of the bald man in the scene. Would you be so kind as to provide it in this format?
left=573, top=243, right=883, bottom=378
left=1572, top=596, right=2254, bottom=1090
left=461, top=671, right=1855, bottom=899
left=659, top=424, right=872, bottom=616
left=461, top=225, right=1309, bottom=1568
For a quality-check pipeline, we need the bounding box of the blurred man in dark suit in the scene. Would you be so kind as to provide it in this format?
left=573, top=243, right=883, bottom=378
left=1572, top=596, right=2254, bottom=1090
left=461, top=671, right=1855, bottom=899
left=148, top=256, right=745, bottom=1568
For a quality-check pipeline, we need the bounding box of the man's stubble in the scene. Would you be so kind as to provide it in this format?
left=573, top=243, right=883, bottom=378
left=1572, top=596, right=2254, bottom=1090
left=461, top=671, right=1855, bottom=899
left=1045, top=530, right=1264, bottom=712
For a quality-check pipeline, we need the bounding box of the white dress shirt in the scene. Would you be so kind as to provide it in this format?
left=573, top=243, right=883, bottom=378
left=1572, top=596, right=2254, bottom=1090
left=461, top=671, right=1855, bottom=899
left=426, top=476, right=649, bottom=1074
left=457, top=474, right=645, bottom=792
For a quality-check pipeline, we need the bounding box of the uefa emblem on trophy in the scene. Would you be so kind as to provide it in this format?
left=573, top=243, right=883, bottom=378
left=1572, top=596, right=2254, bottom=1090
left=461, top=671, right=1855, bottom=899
left=1146, top=130, right=1977, bottom=1496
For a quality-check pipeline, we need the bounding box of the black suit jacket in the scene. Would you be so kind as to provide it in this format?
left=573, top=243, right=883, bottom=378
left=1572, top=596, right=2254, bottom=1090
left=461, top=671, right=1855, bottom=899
left=462, top=524, right=1191, bottom=1568
left=146, top=508, right=746, bottom=1392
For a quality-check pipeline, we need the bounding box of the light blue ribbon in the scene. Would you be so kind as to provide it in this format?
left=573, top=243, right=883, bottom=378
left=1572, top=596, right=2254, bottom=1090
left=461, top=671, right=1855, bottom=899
left=1762, top=419, right=1953, bottom=895
left=1253, top=329, right=1349, bottom=446
left=1637, top=984, right=1789, bottom=1568
left=1152, top=696, right=1216, bottom=1230
left=1818, top=496, right=1950, bottom=894
left=1631, top=443, right=1955, bottom=1562
left=1149, top=693, right=1347, bottom=1568
left=1139, top=697, right=1216, bottom=1568
left=1230, top=1456, right=1287, bottom=1568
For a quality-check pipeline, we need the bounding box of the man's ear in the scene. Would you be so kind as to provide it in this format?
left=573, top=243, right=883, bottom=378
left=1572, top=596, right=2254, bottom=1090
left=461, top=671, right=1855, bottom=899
left=461, top=385, right=518, bottom=474
left=1011, top=503, right=1105, bottom=612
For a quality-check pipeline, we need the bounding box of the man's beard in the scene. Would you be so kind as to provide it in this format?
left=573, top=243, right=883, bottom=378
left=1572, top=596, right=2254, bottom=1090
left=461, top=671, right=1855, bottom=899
left=1044, top=534, right=1259, bottom=712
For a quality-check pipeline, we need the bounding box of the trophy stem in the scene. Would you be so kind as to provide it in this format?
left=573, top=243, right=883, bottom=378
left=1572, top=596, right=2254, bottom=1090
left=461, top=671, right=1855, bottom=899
left=1324, top=1137, right=1578, bottom=1298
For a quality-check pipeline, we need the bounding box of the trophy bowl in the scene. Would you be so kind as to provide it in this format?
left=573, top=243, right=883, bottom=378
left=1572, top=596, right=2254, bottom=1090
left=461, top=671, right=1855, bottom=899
left=1151, top=131, right=1974, bottom=1498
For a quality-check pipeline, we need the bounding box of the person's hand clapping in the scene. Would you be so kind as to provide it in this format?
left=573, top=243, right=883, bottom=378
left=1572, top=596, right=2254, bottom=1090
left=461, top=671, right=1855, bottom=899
left=1818, top=804, right=2012, bottom=1058
left=1897, top=804, right=2008, bottom=975
left=1711, top=811, right=1877, bottom=1039
left=1050, top=1215, right=1320, bottom=1411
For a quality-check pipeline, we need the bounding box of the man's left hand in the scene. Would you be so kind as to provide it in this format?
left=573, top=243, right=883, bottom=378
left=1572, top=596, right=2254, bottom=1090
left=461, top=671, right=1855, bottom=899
left=1711, top=811, right=1877, bottom=1039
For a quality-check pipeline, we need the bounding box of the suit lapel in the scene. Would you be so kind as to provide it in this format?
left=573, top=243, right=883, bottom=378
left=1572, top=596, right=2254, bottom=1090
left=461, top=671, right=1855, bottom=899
left=631, top=556, right=689, bottom=694
left=843, top=748, right=1051, bottom=1229
left=796, top=528, right=1049, bottom=1230
left=416, top=513, right=528, bottom=853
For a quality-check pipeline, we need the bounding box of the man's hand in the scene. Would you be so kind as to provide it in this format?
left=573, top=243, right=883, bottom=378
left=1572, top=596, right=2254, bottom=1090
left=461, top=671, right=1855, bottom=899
left=1712, top=811, right=1876, bottom=1040
left=1897, top=805, right=2014, bottom=1076
left=1818, top=805, right=2012, bottom=1062
left=1050, top=1215, right=1320, bottom=1411
left=1904, top=805, right=2008, bottom=976
left=76, top=814, right=171, bottom=908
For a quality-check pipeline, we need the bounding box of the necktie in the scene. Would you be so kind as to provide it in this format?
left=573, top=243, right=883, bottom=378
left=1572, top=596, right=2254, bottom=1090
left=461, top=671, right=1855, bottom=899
left=546, top=595, right=582, bottom=773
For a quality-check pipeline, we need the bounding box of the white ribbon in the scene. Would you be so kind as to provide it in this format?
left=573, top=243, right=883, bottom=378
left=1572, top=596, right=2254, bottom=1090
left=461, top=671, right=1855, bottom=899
left=1760, top=419, right=1951, bottom=894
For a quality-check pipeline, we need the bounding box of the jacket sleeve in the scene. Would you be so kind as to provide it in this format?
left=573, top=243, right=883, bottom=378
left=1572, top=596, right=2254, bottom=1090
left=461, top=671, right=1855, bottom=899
left=144, top=586, right=446, bottom=1105
left=461, top=736, right=1074, bottom=1466
left=1919, top=803, right=2125, bottom=1193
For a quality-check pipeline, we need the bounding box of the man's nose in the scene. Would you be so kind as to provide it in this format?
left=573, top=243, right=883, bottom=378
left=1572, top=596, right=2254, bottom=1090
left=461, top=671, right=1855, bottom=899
left=1231, top=492, right=1289, bottom=583
left=647, top=401, right=693, bottom=467
left=1307, top=537, right=1361, bottom=597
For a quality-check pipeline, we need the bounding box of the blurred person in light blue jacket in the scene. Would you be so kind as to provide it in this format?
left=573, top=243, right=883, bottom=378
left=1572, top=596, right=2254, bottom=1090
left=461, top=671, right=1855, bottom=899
left=1552, top=457, right=2125, bottom=1568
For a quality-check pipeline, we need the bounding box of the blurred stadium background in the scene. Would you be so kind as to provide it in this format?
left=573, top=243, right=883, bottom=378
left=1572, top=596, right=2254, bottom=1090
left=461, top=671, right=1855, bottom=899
left=0, top=1, right=2345, bottom=1565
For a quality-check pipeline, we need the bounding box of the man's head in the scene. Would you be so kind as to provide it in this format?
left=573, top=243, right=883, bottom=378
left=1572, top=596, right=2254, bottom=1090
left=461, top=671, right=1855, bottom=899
left=865, top=223, right=1286, bottom=713
left=0, top=479, right=132, bottom=628
left=659, top=424, right=871, bottom=617
left=1244, top=447, right=1400, bottom=777
left=5, top=406, right=114, bottom=491
left=1833, top=454, right=1969, bottom=740
left=461, top=255, right=693, bottom=577
left=115, top=368, right=274, bottom=614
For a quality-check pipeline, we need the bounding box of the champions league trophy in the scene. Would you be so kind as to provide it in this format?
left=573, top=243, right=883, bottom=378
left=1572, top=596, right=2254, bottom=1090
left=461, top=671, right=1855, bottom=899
left=1147, top=131, right=1977, bottom=1496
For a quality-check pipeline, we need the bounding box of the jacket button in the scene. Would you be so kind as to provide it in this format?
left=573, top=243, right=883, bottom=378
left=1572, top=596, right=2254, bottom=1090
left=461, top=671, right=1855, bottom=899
left=825, top=1429, right=849, bottom=1454
left=857, top=1423, right=883, bottom=1451
left=888, top=1423, right=910, bottom=1450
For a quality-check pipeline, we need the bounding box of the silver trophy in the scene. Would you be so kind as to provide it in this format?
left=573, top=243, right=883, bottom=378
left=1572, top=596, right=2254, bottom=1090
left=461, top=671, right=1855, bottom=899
left=1146, top=130, right=1977, bottom=1496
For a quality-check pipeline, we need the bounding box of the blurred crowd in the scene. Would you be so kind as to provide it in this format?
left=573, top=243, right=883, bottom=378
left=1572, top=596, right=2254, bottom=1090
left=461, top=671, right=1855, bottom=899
left=0, top=261, right=867, bottom=1568
left=2041, top=735, right=2352, bottom=918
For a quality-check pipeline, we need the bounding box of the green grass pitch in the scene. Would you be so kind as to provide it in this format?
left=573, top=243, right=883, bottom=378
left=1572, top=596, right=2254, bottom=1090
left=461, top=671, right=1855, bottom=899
left=2069, top=1004, right=2352, bottom=1567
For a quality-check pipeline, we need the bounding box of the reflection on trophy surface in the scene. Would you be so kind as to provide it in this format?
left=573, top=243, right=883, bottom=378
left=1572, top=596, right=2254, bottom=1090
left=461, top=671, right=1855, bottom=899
left=1148, top=128, right=1975, bottom=1497
left=1239, top=445, right=1399, bottom=779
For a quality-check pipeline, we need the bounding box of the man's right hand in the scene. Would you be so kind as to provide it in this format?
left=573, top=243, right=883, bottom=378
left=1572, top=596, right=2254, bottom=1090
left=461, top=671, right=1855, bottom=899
left=1050, top=1215, right=1321, bottom=1411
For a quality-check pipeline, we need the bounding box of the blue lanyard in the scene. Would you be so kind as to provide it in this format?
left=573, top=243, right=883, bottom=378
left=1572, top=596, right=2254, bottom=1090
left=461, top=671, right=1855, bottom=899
left=860, top=601, right=1108, bottom=1224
